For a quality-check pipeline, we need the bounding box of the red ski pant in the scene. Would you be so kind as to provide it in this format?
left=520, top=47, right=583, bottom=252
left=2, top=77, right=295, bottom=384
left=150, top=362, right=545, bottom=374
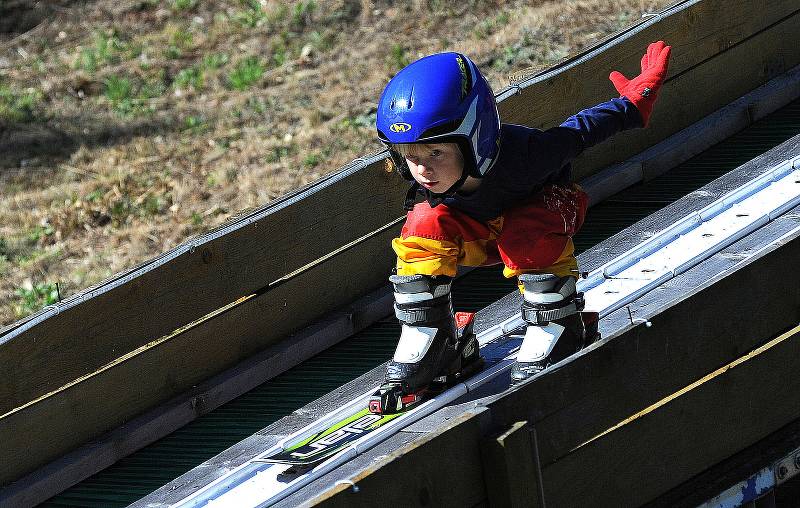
left=393, top=183, right=588, bottom=279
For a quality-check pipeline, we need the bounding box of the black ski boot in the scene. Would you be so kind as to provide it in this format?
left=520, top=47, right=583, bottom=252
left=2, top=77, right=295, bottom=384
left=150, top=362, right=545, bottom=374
left=369, top=275, right=482, bottom=414
left=510, top=273, right=596, bottom=384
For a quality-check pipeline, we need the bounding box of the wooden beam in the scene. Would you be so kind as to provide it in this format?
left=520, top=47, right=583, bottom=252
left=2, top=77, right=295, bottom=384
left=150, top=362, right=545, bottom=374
left=310, top=408, right=490, bottom=508
left=582, top=64, right=800, bottom=206
left=480, top=421, right=543, bottom=508
left=0, top=224, right=400, bottom=484
left=542, top=324, right=800, bottom=506
left=0, top=159, right=406, bottom=414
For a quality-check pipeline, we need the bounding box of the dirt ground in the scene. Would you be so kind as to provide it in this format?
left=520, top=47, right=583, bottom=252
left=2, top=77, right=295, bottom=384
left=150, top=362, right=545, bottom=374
left=0, top=0, right=672, bottom=326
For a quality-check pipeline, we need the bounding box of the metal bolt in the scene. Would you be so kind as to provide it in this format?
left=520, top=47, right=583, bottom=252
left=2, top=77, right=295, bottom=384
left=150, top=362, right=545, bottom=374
left=334, top=479, right=359, bottom=493
left=778, top=464, right=789, bottom=480
left=794, top=454, right=800, bottom=470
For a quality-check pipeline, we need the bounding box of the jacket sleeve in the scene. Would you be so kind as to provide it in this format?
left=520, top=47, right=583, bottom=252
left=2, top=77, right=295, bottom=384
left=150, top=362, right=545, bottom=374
left=529, top=97, right=642, bottom=175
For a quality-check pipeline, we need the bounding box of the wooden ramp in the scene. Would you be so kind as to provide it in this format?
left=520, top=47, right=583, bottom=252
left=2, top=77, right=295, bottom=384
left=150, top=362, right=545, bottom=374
left=301, top=136, right=800, bottom=508
left=2, top=0, right=800, bottom=505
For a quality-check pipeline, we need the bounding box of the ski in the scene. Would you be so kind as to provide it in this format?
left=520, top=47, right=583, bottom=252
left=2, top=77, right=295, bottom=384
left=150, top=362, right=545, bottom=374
left=259, top=409, right=404, bottom=466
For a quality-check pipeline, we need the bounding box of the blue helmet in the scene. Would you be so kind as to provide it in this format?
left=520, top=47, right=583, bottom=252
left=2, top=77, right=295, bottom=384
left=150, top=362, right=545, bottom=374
left=376, top=53, right=501, bottom=189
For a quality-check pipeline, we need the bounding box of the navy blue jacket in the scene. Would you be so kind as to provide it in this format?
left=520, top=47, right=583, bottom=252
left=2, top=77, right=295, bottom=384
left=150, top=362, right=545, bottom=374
left=436, top=97, right=642, bottom=221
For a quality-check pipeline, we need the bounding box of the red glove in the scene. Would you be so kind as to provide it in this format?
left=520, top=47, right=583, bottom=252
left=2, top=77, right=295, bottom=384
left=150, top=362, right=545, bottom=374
left=609, top=41, right=672, bottom=127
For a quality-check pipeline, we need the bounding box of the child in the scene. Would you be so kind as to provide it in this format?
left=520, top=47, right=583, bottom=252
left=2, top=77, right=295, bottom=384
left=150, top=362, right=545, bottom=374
left=373, top=43, right=672, bottom=404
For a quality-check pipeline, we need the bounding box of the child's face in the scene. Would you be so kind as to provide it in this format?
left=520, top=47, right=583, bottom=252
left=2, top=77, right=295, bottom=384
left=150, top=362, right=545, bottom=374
left=395, top=143, right=464, bottom=194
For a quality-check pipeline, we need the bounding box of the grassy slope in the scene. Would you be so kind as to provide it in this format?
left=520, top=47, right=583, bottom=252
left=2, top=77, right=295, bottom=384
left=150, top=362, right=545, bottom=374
left=0, top=0, right=671, bottom=326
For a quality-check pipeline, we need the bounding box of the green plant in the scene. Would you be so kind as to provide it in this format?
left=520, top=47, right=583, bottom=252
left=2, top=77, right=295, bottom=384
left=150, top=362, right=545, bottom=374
left=33, top=57, right=46, bottom=73
left=303, top=153, right=321, bottom=168
left=126, top=41, right=144, bottom=60
left=191, top=211, right=203, bottom=225
left=170, top=28, right=193, bottom=48
left=103, top=73, right=163, bottom=116
left=172, top=0, right=198, bottom=10
left=166, top=27, right=193, bottom=59
left=390, top=44, right=410, bottom=70
left=142, top=195, right=163, bottom=216
left=235, top=0, right=268, bottom=28
left=492, top=44, right=525, bottom=71
left=291, top=0, right=316, bottom=29
left=246, top=96, right=268, bottom=115
left=184, top=115, right=206, bottom=132
left=473, top=12, right=510, bottom=40
left=28, top=224, right=55, bottom=243
left=228, top=56, right=264, bottom=90
left=85, top=188, right=105, bottom=202
left=225, top=168, right=238, bottom=182
left=14, top=282, right=60, bottom=318
left=140, top=74, right=167, bottom=100
left=77, top=31, right=125, bottom=72
left=266, top=145, right=296, bottom=163
left=340, top=111, right=375, bottom=130
left=203, top=53, right=229, bottom=70
left=174, top=66, right=204, bottom=90
left=104, top=75, right=133, bottom=103
left=107, top=196, right=137, bottom=225
left=307, top=30, right=334, bottom=52
left=272, top=44, right=287, bottom=66
left=0, top=84, right=41, bottom=122
left=104, top=75, right=135, bottom=114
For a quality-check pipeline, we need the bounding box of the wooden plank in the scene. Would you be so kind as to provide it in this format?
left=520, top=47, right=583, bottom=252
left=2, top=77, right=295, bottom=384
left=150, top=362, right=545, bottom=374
left=541, top=324, right=800, bottom=507
left=498, top=0, right=800, bottom=180
left=0, top=158, right=406, bottom=414
left=310, top=408, right=489, bottom=508
left=0, top=224, right=400, bottom=484
left=486, top=223, right=800, bottom=467
left=480, top=421, right=542, bottom=508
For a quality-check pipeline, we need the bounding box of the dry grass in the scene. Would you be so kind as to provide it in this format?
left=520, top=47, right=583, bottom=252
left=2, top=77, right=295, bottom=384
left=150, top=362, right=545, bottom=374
left=0, top=0, right=672, bottom=326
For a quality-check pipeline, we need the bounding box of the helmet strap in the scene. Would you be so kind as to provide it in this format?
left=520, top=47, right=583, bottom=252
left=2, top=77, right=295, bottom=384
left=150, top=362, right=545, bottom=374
left=404, top=182, right=420, bottom=211
left=387, top=148, right=413, bottom=181
left=413, top=169, right=470, bottom=210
